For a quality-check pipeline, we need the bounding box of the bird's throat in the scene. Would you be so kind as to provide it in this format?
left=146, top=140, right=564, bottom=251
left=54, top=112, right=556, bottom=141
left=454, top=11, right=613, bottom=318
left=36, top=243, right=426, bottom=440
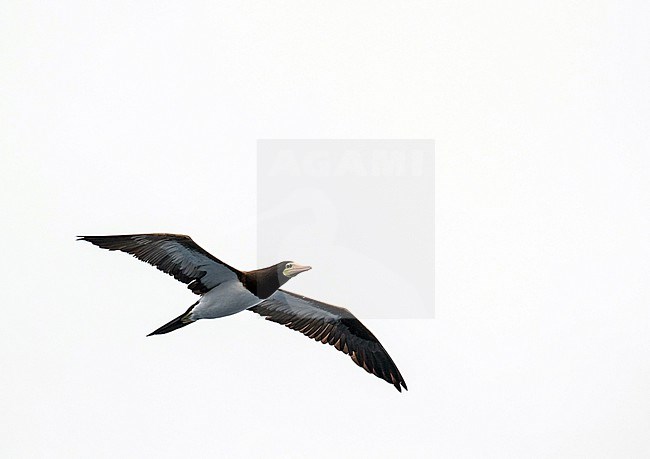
left=241, top=266, right=288, bottom=299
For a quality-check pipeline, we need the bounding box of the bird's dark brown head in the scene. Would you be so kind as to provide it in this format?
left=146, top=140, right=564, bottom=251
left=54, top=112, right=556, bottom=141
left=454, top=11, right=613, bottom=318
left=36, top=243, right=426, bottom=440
left=244, top=261, right=311, bottom=299
left=277, top=260, right=312, bottom=280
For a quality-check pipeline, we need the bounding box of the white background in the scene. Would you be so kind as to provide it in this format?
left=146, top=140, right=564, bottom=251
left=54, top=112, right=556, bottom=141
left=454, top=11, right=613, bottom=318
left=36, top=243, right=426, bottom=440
left=258, top=140, right=435, bottom=319
left=2, top=1, right=649, bottom=457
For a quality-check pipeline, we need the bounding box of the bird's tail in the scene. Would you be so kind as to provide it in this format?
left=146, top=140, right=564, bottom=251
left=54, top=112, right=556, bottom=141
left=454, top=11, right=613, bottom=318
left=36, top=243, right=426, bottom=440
left=147, top=302, right=198, bottom=336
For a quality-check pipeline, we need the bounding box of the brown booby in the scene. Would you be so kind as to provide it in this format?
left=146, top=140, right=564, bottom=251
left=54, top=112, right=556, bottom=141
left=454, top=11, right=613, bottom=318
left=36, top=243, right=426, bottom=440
left=78, top=233, right=407, bottom=392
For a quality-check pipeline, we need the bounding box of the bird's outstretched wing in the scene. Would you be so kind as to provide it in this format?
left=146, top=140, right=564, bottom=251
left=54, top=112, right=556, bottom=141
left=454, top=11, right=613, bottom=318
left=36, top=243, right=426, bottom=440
left=78, top=234, right=240, bottom=294
left=249, top=289, right=407, bottom=392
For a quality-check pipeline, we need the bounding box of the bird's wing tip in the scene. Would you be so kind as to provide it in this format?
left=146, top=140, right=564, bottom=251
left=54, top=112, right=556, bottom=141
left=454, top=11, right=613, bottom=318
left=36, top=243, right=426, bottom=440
left=393, top=377, right=408, bottom=392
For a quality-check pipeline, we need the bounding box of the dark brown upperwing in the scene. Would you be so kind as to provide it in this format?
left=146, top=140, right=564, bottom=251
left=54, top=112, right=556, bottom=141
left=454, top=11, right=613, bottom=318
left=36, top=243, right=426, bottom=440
left=250, top=289, right=407, bottom=392
left=78, top=233, right=241, bottom=294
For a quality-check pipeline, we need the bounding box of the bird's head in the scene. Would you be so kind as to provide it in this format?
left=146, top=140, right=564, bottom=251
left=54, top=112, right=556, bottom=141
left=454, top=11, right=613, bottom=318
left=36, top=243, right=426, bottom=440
left=279, top=261, right=312, bottom=279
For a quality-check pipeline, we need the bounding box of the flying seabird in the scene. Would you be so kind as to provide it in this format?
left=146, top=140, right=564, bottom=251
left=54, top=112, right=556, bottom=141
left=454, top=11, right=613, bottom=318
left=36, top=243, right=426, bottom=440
left=78, top=233, right=407, bottom=392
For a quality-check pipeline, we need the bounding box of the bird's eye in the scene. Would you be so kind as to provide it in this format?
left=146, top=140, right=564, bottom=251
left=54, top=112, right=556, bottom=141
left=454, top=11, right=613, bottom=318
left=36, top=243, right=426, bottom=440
left=287, top=263, right=293, bottom=269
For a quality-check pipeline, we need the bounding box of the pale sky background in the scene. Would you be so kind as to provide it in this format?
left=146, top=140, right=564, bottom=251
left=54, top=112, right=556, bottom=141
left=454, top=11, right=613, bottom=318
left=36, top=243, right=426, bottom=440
left=2, top=1, right=650, bottom=458
left=257, top=140, right=435, bottom=319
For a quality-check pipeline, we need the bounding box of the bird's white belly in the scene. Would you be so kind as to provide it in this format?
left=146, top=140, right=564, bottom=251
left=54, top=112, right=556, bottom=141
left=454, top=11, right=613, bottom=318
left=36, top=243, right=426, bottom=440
left=191, top=280, right=261, bottom=320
